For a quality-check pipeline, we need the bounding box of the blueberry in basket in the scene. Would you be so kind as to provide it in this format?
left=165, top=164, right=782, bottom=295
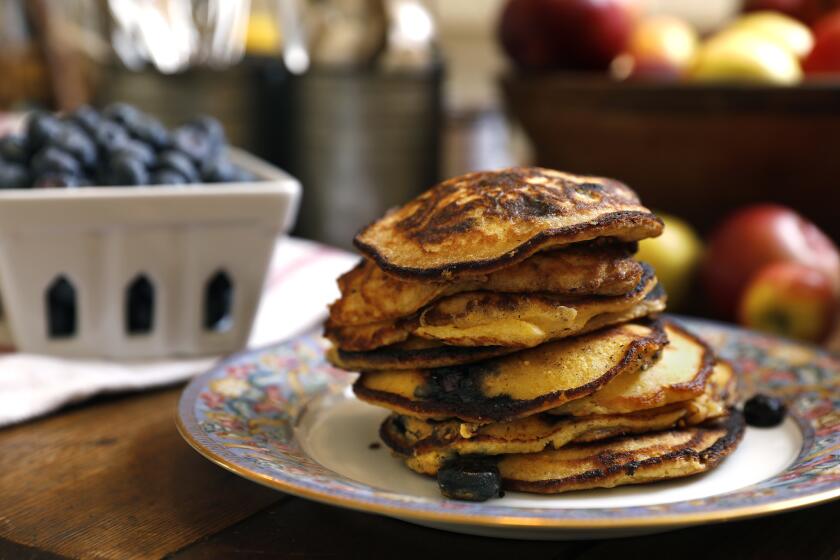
left=0, top=134, right=29, bottom=164
left=26, top=112, right=64, bottom=151
left=157, top=150, right=200, bottom=183
left=0, top=104, right=255, bottom=188
left=94, top=120, right=129, bottom=150
left=107, top=155, right=150, bottom=186
left=109, top=138, right=156, bottom=168
left=67, top=104, right=102, bottom=135
left=0, top=161, right=30, bottom=189
left=172, top=123, right=220, bottom=163
left=32, top=147, right=82, bottom=177
left=152, top=169, right=189, bottom=186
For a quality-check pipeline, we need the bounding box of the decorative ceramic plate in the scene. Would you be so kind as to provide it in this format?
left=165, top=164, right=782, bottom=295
left=177, top=317, right=840, bottom=540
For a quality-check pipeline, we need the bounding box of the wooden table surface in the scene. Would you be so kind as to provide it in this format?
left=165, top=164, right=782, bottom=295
left=1, top=384, right=838, bottom=560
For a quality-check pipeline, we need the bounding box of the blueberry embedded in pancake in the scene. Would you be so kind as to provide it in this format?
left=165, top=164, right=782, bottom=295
left=379, top=359, right=736, bottom=476
left=323, top=164, right=744, bottom=500
left=352, top=320, right=668, bottom=423
left=354, top=167, right=663, bottom=280
left=382, top=407, right=688, bottom=476
left=388, top=411, right=745, bottom=498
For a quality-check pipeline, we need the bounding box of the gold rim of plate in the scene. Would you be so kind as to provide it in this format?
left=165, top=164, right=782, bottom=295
left=175, top=407, right=840, bottom=531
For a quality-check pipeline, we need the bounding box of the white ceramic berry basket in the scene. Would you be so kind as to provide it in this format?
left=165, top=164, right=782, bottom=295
left=0, top=148, right=300, bottom=360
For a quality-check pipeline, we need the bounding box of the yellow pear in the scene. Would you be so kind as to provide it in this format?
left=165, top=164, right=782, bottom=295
left=690, top=28, right=802, bottom=84
left=637, top=214, right=703, bottom=310
left=730, top=11, right=813, bottom=59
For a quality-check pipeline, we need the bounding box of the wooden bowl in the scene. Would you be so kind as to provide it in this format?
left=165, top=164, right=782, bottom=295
left=502, top=74, right=840, bottom=239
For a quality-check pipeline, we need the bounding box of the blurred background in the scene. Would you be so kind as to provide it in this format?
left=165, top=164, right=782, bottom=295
left=3, top=0, right=840, bottom=347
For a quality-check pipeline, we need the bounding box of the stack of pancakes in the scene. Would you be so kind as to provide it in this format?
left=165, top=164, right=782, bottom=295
left=326, top=167, right=744, bottom=500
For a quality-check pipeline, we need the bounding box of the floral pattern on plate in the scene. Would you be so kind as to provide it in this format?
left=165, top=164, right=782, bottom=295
left=178, top=317, right=840, bottom=525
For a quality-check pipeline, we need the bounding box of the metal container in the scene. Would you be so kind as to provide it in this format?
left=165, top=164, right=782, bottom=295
left=284, top=65, right=443, bottom=250
left=96, top=64, right=256, bottom=150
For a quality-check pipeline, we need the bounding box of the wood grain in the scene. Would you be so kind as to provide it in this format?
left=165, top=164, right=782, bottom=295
left=578, top=499, right=840, bottom=560
left=0, top=538, right=67, bottom=560
left=0, top=387, right=280, bottom=560
left=0, top=386, right=837, bottom=559
left=171, top=496, right=587, bottom=560
left=171, top=495, right=840, bottom=560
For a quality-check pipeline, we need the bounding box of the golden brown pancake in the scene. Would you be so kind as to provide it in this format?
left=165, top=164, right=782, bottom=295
left=354, top=167, right=663, bottom=280
left=384, top=407, right=682, bottom=476
left=414, top=267, right=662, bottom=348
left=326, top=337, right=518, bottom=372
left=379, top=360, right=735, bottom=476
left=326, top=265, right=664, bottom=351
left=551, top=321, right=715, bottom=417
left=497, top=412, right=745, bottom=494
left=353, top=320, right=668, bottom=423
left=328, top=283, right=666, bottom=370
left=324, top=315, right=419, bottom=353
left=329, top=242, right=643, bottom=327
left=681, top=360, right=737, bottom=425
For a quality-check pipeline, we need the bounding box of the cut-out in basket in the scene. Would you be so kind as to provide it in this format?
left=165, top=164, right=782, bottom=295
left=0, top=149, right=301, bottom=359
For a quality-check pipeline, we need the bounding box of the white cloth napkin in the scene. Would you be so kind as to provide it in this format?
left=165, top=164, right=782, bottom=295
left=0, top=237, right=359, bottom=427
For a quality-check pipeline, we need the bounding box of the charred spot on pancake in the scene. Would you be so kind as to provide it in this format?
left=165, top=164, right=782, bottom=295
left=354, top=319, right=669, bottom=423
left=698, top=409, right=746, bottom=465
left=354, top=167, right=663, bottom=280
left=397, top=169, right=581, bottom=244
left=498, top=409, right=745, bottom=494
left=578, top=181, right=606, bottom=193
left=391, top=415, right=407, bottom=434
left=327, top=239, right=648, bottom=331
left=413, top=362, right=518, bottom=411
left=378, top=416, right=413, bottom=456
left=539, top=412, right=573, bottom=424
left=621, top=262, right=655, bottom=300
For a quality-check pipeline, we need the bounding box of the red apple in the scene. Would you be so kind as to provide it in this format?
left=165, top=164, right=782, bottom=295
left=738, top=262, right=837, bottom=342
left=542, top=0, right=638, bottom=70
left=701, top=204, right=840, bottom=319
left=498, top=0, right=637, bottom=70
left=611, top=15, right=698, bottom=81
left=498, top=0, right=557, bottom=69
left=611, top=55, right=685, bottom=81
left=804, top=9, right=840, bottom=73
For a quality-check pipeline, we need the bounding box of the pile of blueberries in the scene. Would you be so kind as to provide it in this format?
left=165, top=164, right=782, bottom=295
left=0, top=103, right=254, bottom=189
